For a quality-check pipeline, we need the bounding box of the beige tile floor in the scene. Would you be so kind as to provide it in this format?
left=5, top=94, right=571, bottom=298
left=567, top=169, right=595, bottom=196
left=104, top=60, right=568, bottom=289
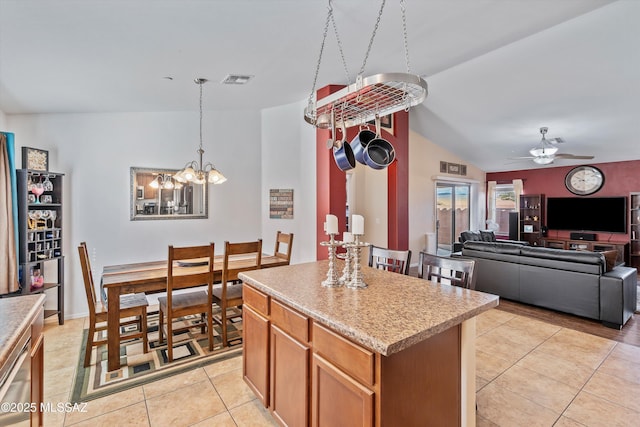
left=17, top=309, right=640, bottom=426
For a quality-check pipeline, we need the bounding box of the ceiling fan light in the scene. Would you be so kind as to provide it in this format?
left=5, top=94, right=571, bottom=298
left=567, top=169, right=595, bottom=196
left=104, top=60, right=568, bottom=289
left=533, top=156, right=554, bottom=165
left=529, top=146, right=558, bottom=157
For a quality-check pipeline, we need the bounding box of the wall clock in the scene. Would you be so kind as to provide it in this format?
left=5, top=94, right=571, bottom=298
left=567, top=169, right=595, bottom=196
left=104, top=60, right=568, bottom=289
left=564, top=165, right=604, bottom=195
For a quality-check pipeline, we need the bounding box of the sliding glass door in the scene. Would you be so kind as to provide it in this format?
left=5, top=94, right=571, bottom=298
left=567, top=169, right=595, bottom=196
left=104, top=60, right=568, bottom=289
left=436, top=183, right=470, bottom=254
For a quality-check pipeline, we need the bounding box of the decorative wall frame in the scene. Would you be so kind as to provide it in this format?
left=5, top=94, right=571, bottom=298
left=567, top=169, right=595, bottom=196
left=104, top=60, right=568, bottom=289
left=440, top=161, right=467, bottom=176
left=270, top=189, right=294, bottom=219
left=22, top=147, right=49, bottom=171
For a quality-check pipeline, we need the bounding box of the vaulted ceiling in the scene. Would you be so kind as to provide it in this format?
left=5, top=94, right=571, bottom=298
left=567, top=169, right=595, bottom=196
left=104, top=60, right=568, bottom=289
left=1, top=0, right=638, bottom=172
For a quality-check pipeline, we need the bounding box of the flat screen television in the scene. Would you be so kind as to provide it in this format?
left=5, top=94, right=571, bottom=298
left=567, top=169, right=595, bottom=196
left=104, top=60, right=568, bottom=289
left=546, top=197, right=627, bottom=233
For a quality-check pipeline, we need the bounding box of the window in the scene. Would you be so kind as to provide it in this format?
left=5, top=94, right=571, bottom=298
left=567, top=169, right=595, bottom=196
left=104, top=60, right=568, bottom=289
left=492, top=184, right=516, bottom=234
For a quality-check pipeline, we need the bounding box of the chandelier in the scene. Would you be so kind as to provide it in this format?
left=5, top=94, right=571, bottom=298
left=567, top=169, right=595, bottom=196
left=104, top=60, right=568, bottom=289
left=149, top=173, right=181, bottom=190
left=175, top=78, right=227, bottom=185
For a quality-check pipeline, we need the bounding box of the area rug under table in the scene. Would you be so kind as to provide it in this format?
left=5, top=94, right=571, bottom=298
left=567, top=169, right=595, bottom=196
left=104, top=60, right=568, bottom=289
left=71, top=309, right=243, bottom=403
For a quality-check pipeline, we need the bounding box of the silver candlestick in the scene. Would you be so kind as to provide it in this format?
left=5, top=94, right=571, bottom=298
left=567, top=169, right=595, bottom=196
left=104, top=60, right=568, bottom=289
left=346, top=234, right=368, bottom=289
left=321, top=234, right=341, bottom=287
left=339, top=243, right=354, bottom=285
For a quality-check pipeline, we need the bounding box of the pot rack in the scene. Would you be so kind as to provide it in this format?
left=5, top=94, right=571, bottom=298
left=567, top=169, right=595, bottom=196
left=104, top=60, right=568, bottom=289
left=304, top=0, right=428, bottom=129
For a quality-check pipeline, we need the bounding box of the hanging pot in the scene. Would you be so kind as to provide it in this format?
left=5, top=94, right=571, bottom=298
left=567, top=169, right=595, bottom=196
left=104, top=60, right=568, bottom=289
left=363, top=115, right=395, bottom=170
left=350, top=126, right=376, bottom=165
left=332, top=121, right=355, bottom=171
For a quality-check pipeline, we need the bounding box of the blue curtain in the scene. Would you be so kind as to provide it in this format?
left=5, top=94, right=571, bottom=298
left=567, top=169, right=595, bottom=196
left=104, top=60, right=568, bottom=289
left=4, top=133, right=18, bottom=263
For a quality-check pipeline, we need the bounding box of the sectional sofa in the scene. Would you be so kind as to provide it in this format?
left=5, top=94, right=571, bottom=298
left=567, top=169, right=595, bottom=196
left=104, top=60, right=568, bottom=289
left=460, top=240, right=637, bottom=329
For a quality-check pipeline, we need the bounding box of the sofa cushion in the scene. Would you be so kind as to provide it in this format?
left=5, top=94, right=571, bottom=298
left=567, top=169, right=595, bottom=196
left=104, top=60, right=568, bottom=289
left=480, top=230, right=497, bottom=242
left=519, top=246, right=605, bottom=274
left=462, top=240, right=523, bottom=255
left=460, top=231, right=482, bottom=243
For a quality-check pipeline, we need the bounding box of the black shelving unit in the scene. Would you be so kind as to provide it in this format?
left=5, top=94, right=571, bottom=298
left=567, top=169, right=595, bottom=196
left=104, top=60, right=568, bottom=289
left=15, top=169, right=65, bottom=324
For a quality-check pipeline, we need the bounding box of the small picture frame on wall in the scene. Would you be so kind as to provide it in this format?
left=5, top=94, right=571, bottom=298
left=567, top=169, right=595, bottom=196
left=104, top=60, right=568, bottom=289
left=447, top=163, right=461, bottom=175
left=524, top=225, right=534, bottom=233
left=22, top=147, right=49, bottom=171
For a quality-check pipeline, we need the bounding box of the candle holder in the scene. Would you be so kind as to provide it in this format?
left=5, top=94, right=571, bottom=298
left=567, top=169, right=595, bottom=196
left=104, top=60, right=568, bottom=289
left=339, top=243, right=354, bottom=285
left=321, top=234, right=342, bottom=287
left=346, top=234, right=368, bottom=289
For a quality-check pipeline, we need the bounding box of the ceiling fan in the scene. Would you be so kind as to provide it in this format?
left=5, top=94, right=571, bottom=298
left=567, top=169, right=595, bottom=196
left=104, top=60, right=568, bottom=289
left=510, top=127, right=594, bottom=165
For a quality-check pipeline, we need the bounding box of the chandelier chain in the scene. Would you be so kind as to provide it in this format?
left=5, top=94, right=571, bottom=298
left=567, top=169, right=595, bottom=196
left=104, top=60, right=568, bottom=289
left=358, top=0, right=387, bottom=77
left=198, top=80, right=204, bottom=152
left=330, top=9, right=351, bottom=86
left=307, top=1, right=333, bottom=109
left=400, top=0, right=411, bottom=73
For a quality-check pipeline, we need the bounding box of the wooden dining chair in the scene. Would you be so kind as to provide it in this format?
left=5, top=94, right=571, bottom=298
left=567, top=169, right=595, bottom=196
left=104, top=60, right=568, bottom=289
left=77, top=242, right=149, bottom=367
left=418, top=252, right=476, bottom=289
left=158, top=243, right=215, bottom=362
left=368, top=244, right=412, bottom=275
left=212, top=239, right=262, bottom=347
left=273, top=231, right=294, bottom=265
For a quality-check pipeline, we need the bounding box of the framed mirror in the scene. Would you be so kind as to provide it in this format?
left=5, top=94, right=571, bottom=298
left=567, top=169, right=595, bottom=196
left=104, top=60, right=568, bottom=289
left=130, top=167, right=208, bottom=220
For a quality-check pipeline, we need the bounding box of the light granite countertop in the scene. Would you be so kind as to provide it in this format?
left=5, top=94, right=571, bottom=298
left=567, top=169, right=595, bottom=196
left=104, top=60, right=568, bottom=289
left=239, top=260, right=499, bottom=356
left=0, top=294, right=46, bottom=372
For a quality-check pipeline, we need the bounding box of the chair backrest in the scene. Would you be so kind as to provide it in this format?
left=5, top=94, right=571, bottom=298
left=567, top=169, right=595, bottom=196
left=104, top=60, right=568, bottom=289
left=418, top=252, right=476, bottom=289
left=368, top=245, right=412, bottom=275
left=222, top=239, right=263, bottom=285
left=274, top=231, right=294, bottom=264
left=77, top=242, right=97, bottom=315
left=167, top=243, right=215, bottom=294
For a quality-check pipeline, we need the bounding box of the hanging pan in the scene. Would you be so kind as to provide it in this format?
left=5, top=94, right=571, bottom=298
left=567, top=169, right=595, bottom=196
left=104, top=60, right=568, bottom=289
left=363, top=115, right=395, bottom=170
left=350, top=125, right=376, bottom=165
left=331, top=119, right=355, bottom=171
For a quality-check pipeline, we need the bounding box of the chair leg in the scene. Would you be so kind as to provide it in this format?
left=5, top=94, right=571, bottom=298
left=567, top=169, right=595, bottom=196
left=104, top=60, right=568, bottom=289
left=207, top=306, right=214, bottom=352
left=167, top=311, right=173, bottom=363
left=141, top=309, right=148, bottom=353
left=221, top=303, right=228, bottom=348
left=158, top=308, right=164, bottom=344
left=84, top=321, right=95, bottom=367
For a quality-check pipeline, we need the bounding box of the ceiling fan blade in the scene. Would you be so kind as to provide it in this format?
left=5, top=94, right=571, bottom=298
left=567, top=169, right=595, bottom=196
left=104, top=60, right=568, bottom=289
left=555, top=154, right=594, bottom=159
left=508, top=156, right=535, bottom=160
left=548, top=137, right=565, bottom=144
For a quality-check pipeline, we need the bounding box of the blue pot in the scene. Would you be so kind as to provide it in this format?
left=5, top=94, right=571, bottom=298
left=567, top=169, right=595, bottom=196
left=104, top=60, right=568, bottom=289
left=350, top=129, right=376, bottom=164
left=333, top=141, right=356, bottom=171
left=363, top=138, right=395, bottom=170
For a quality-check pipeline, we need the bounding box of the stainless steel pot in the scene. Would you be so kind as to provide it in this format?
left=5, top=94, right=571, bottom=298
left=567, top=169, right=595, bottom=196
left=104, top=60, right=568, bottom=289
left=350, top=127, right=376, bottom=165
left=332, top=121, right=355, bottom=171
left=363, top=115, right=395, bottom=169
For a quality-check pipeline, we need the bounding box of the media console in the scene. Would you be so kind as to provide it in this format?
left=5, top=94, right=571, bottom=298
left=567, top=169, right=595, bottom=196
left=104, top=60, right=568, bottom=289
left=540, top=237, right=629, bottom=266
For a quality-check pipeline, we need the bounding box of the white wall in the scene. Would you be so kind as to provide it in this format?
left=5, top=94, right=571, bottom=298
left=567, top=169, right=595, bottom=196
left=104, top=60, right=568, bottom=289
left=408, top=129, right=486, bottom=260
left=7, top=110, right=263, bottom=318
left=0, top=110, right=6, bottom=130
left=261, top=100, right=317, bottom=264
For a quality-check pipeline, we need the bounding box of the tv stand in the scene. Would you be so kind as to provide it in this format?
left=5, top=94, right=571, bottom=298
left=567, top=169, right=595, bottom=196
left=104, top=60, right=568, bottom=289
left=540, top=237, right=629, bottom=265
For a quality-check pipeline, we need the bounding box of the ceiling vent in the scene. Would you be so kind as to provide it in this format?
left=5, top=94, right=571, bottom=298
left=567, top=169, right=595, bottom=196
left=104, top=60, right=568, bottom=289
left=221, top=74, right=254, bottom=85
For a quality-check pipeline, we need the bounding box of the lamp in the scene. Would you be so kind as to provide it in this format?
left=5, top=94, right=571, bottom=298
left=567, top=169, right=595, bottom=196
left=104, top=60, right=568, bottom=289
left=176, top=78, right=227, bottom=185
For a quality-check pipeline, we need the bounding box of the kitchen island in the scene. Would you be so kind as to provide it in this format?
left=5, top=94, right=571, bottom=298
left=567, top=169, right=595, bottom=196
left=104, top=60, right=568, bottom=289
left=239, top=260, right=499, bottom=427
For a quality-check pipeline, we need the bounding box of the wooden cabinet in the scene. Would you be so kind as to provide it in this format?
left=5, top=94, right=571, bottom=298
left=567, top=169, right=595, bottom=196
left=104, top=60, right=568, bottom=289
left=243, top=304, right=270, bottom=407
left=14, top=170, right=64, bottom=324
left=243, top=282, right=463, bottom=427
left=630, top=193, right=640, bottom=270
left=520, top=194, right=544, bottom=246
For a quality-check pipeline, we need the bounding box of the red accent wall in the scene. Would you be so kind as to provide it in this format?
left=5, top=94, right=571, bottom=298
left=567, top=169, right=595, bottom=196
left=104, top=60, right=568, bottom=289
left=487, top=160, right=640, bottom=243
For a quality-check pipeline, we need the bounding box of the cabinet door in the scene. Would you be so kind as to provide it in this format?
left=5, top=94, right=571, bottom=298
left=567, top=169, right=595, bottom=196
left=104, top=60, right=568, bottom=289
left=243, top=305, right=270, bottom=407
left=311, top=354, right=374, bottom=427
left=270, top=324, right=310, bottom=427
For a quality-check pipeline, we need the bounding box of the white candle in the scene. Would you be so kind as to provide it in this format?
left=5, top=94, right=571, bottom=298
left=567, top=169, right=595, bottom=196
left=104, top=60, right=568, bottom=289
left=343, top=232, right=353, bottom=243
left=326, top=214, right=338, bottom=235
left=352, top=214, right=364, bottom=235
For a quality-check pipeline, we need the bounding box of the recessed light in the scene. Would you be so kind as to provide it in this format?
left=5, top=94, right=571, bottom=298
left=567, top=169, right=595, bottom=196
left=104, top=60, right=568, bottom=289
left=221, top=74, right=254, bottom=85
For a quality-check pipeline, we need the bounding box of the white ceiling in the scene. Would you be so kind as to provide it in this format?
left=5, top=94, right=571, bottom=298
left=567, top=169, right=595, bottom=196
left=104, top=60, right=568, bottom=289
left=1, top=0, right=638, bottom=172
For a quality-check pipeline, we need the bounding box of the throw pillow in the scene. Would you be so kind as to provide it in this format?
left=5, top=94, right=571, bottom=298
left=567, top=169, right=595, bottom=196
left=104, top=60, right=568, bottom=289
left=480, top=230, right=496, bottom=242
left=601, top=250, right=618, bottom=272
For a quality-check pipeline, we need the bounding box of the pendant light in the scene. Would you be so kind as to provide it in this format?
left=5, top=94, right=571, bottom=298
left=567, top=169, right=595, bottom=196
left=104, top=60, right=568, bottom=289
left=175, top=78, right=227, bottom=185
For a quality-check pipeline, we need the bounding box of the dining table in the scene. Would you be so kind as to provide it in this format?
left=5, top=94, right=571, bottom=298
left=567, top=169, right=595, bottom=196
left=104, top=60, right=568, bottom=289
left=101, top=253, right=288, bottom=371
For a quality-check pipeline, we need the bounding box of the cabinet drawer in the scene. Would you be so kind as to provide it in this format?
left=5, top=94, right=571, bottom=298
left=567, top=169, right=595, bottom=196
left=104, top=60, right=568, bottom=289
left=271, top=299, right=309, bottom=343
left=244, top=285, right=269, bottom=316
left=312, top=322, right=375, bottom=387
